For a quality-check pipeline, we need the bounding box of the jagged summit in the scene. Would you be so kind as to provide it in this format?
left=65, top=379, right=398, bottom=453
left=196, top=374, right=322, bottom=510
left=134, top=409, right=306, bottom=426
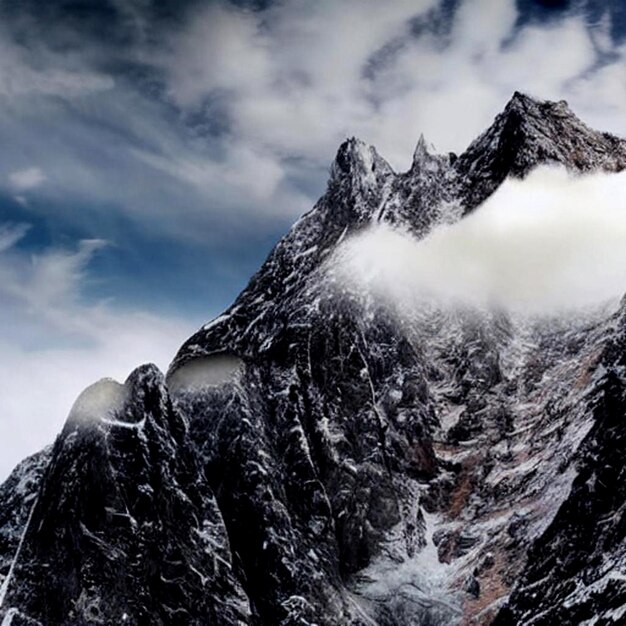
left=330, top=137, right=394, bottom=182
left=3, top=94, right=626, bottom=626
left=410, top=133, right=442, bottom=171
left=499, top=90, right=574, bottom=122
left=505, top=90, right=575, bottom=118
left=412, top=133, right=430, bottom=162
left=170, top=94, right=626, bottom=371
left=506, top=89, right=553, bottom=108
left=455, top=91, right=626, bottom=209
left=330, top=92, right=626, bottom=223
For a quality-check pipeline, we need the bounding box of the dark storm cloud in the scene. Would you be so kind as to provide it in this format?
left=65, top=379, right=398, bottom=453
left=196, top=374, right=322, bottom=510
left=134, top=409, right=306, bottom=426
left=517, top=0, right=626, bottom=42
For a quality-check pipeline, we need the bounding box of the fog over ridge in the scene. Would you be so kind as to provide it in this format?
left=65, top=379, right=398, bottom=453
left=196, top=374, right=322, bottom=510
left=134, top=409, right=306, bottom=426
left=333, top=166, right=626, bottom=314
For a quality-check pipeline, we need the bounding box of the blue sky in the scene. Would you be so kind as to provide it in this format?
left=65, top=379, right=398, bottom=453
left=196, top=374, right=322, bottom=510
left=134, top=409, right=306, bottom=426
left=0, top=0, right=625, bottom=477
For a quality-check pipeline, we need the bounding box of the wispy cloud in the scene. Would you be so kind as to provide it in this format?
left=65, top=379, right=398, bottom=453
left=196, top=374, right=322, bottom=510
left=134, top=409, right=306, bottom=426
left=8, top=166, right=46, bottom=191
left=0, top=37, right=114, bottom=98
left=157, top=0, right=625, bottom=170
left=0, top=222, right=30, bottom=252
left=0, top=222, right=198, bottom=479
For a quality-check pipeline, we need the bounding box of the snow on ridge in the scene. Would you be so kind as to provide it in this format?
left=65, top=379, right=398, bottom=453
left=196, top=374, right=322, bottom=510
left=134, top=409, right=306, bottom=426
left=202, top=314, right=231, bottom=332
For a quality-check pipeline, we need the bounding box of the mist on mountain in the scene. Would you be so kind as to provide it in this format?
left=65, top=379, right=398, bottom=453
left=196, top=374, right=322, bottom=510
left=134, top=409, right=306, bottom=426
left=334, top=165, right=626, bottom=314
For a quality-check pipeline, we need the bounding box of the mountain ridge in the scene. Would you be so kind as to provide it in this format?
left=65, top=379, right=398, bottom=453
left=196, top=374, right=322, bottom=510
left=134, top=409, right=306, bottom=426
left=1, top=93, right=626, bottom=626
left=170, top=91, right=626, bottom=370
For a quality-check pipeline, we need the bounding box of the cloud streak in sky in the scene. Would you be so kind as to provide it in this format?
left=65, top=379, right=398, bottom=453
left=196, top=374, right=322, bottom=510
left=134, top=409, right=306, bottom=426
left=0, top=223, right=197, bottom=479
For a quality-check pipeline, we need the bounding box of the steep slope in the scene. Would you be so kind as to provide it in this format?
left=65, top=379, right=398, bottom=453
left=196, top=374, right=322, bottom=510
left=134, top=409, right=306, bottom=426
left=410, top=306, right=620, bottom=624
left=1, top=93, right=626, bottom=626
left=493, top=300, right=626, bottom=626
left=0, top=367, right=250, bottom=625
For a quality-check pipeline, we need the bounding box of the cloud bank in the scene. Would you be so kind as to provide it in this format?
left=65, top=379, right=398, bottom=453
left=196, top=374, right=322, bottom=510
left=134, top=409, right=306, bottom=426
left=333, top=167, right=626, bottom=314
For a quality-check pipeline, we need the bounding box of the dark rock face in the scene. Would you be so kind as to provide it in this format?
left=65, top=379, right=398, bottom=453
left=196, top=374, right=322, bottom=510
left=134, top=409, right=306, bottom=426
left=0, top=366, right=249, bottom=625
left=174, top=304, right=439, bottom=625
left=1, top=93, right=626, bottom=626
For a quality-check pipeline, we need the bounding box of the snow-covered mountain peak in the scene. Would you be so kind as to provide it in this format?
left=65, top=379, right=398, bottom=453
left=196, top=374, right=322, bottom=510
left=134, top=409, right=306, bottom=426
left=326, top=137, right=395, bottom=225
left=504, top=90, right=573, bottom=119
left=411, top=133, right=431, bottom=164
left=3, top=95, right=626, bottom=626
left=329, top=137, right=394, bottom=184
left=454, top=91, right=626, bottom=211
left=408, top=132, right=451, bottom=176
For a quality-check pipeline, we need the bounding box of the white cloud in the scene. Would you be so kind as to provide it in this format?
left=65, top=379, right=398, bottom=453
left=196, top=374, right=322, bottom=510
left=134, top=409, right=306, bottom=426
left=567, top=41, right=626, bottom=136
left=161, top=0, right=439, bottom=164
left=162, top=3, right=271, bottom=107
left=8, top=166, right=46, bottom=191
left=0, top=233, right=107, bottom=327
left=133, top=141, right=303, bottom=211
left=495, top=18, right=596, bottom=98
left=451, top=0, right=518, bottom=57
left=159, top=0, right=626, bottom=172
left=0, top=224, right=199, bottom=480
left=0, top=223, right=30, bottom=252
left=332, top=166, right=626, bottom=314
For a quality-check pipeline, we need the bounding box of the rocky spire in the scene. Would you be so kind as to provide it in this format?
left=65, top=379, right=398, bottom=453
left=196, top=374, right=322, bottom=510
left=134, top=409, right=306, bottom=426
left=412, top=133, right=429, bottom=163
left=454, top=91, right=626, bottom=212
left=329, top=137, right=394, bottom=187
left=410, top=133, right=444, bottom=172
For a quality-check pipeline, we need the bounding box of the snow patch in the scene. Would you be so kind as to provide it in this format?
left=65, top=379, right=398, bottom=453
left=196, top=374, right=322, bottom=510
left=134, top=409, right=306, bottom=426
left=357, top=511, right=462, bottom=625
left=0, top=609, right=18, bottom=626
left=202, top=314, right=231, bottom=331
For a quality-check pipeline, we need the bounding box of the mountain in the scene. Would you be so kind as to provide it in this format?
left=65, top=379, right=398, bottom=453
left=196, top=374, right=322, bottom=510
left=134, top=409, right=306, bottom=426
left=1, top=93, right=626, bottom=626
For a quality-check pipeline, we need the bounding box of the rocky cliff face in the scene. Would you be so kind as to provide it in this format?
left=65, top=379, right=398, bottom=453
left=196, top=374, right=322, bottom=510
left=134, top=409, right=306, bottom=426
left=1, top=93, right=626, bottom=626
